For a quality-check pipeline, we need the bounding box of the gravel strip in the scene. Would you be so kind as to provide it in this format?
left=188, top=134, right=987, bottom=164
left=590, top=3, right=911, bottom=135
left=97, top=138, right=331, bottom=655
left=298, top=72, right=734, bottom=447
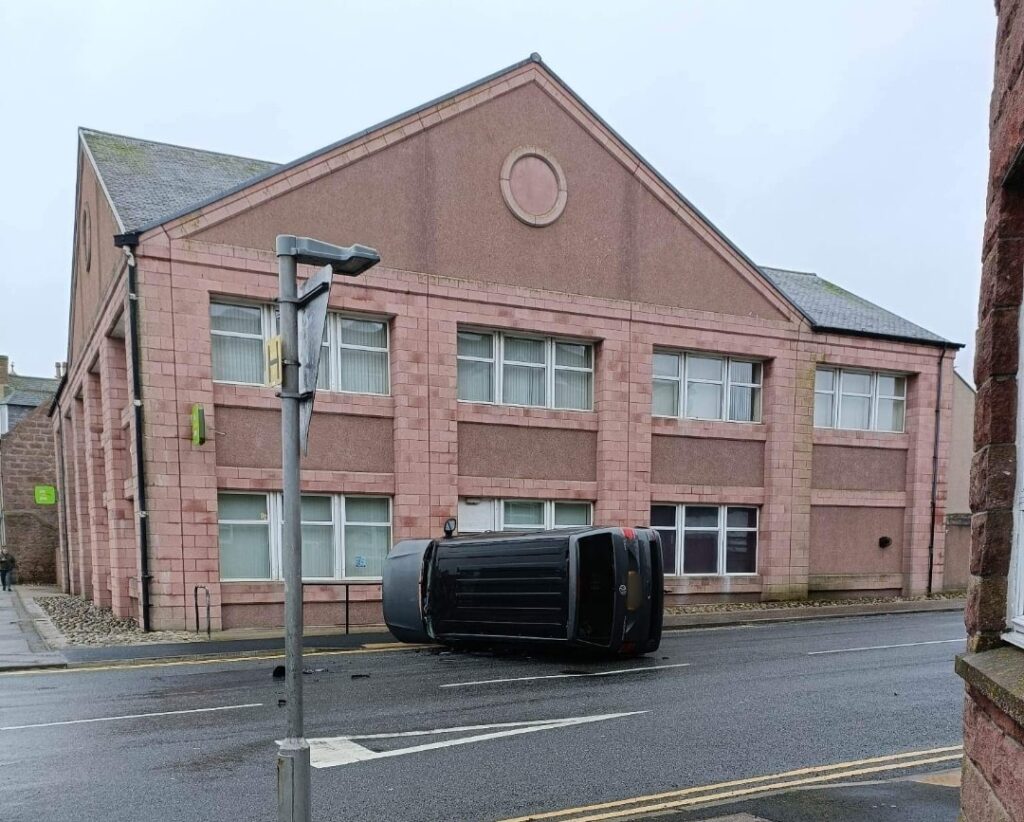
left=665, top=591, right=965, bottom=615
left=35, top=595, right=197, bottom=646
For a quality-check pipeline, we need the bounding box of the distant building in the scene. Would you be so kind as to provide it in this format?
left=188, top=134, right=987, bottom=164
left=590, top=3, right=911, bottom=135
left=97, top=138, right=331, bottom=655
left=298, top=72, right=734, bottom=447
left=943, top=372, right=976, bottom=591
left=0, top=355, right=61, bottom=582
left=53, top=56, right=965, bottom=632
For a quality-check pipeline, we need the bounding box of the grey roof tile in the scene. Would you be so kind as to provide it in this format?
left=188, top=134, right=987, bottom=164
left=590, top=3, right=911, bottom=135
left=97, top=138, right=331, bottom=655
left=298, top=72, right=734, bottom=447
left=760, top=266, right=953, bottom=346
left=80, top=128, right=279, bottom=231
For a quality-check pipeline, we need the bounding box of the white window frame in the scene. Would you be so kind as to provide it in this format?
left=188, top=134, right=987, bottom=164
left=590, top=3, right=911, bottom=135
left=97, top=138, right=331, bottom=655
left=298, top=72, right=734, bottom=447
left=814, top=367, right=907, bottom=433
left=210, top=301, right=275, bottom=387
left=456, top=498, right=594, bottom=534
left=325, top=313, right=391, bottom=396
left=457, top=328, right=594, bottom=411
left=650, top=503, right=759, bottom=577
left=216, top=491, right=277, bottom=582
left=217, top=491, right=392, bottom=582
left=652, top=350, right=763, bottom=423
left=1005, top=311, right=1024, bottom=647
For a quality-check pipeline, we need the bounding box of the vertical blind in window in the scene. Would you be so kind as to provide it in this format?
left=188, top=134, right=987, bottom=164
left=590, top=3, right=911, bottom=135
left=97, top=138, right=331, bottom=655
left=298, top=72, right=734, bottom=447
left=210, top=303, right=266, bottom=384
left=814, top=368, right=906, bottom=432
left=218, top=493, right=272, bottom=580
left=652, top=351, right=762, bottom=423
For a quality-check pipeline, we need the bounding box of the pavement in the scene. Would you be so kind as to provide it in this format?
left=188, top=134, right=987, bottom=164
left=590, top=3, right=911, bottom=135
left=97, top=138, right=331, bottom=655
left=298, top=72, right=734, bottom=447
left=0, top=610, right=967, bottom=821
left=0, top=589, right=65, bottom=671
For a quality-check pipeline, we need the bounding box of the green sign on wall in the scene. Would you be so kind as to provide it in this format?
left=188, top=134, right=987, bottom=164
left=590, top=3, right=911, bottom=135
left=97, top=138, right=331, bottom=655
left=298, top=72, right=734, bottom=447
left=34, top=485, right=56, bottom=505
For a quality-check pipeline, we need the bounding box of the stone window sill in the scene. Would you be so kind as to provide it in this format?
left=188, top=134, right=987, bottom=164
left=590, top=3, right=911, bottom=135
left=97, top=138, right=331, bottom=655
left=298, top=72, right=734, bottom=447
left=956, top=646, right=1024, bottom=729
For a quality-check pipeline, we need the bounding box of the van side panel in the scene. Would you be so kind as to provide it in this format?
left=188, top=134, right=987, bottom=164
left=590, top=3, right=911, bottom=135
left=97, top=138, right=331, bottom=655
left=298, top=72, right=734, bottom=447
left=429, top=536, right=570, bottom=640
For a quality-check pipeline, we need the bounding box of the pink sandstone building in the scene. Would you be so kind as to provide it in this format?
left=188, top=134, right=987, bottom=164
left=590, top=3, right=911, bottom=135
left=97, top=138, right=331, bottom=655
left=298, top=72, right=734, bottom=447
left=52, top=56, right=963, bottom=632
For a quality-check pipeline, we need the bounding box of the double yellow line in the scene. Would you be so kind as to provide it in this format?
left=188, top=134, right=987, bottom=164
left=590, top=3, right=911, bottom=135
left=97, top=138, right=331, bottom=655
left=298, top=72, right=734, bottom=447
left=499, top=745, right=964, bottom=821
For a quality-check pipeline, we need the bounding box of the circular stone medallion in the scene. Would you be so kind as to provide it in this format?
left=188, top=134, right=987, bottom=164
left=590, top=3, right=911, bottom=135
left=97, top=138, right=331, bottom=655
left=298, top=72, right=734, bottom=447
left=500, top=147, right=567, bottom=226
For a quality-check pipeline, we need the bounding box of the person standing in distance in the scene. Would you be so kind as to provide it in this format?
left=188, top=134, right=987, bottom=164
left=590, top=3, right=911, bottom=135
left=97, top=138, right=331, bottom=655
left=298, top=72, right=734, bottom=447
left=0, top=547, right=15, bottom=591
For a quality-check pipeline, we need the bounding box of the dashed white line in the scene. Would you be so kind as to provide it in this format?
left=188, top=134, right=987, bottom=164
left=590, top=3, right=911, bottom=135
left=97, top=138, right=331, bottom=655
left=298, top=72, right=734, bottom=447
left=807, top=639, right=965, bottom=656
left=440, top=662, right=691, bottom=688
left=0, top=702, right=263, bottom=731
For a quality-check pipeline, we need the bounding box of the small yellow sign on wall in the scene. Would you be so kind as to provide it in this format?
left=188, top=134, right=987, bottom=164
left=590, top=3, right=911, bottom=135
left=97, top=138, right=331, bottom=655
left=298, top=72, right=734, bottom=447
left=267, top=335, right=283, bottom=387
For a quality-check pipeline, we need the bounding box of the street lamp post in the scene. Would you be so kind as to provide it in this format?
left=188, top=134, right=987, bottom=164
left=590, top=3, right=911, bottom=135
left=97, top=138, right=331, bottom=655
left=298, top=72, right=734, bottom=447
left=275, top=235, right=380, bottom=822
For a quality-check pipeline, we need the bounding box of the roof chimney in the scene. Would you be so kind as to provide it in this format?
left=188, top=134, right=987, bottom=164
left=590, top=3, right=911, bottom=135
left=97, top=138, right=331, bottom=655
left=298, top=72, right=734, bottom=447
left=0, top=355, right=8, bottom=387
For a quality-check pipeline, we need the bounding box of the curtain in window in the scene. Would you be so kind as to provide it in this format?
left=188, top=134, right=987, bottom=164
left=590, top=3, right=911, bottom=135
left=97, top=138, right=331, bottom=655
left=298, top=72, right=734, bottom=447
left=554, top=369, right=591, bottom=410
left=340, top=349, right=388, bottom=394
left=458, top=360, right=493, bottom=401
left=503, top=500, right=545, bottom=529
left=212, top=336, right=264, bottom=384
left=345, top=498, right=390, bottom=578
left=218, top=494, right=271, bottom=580
left=553, top=502, right=590, bottom=526
left=503, top=337, right=546, bottom=406
left=301, top=496, right=334, bottom=578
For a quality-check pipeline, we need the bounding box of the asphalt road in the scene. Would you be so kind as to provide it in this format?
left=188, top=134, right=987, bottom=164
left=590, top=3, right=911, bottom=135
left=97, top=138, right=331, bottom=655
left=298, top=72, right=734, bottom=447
left=0, top=611, right=966, bottom=822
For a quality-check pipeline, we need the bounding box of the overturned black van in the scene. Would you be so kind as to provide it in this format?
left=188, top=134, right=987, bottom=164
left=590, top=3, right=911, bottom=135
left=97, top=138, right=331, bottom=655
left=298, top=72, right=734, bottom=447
left=383, top=525, right=664, bottom=655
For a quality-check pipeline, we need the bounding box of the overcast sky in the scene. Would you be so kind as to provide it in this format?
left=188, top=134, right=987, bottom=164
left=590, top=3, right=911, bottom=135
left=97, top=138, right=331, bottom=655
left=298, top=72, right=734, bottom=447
left=0, top=1, right=995, bottom=380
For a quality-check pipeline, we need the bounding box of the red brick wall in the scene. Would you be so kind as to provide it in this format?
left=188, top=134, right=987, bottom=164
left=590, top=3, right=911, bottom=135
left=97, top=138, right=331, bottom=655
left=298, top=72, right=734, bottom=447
left=960, top=1, right=1024, bottom=819
left=0, top=402, right=58, bottom=582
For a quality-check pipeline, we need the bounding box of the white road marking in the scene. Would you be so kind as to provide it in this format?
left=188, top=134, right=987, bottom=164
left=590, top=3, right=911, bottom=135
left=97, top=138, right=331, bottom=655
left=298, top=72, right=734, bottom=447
left=0, top=702, right=263, bottom=731
left=808, top=638, right=965, bottom=656
left=440, top=662, right=691, bottom=688
left=303, top=711, right=648, bottom=768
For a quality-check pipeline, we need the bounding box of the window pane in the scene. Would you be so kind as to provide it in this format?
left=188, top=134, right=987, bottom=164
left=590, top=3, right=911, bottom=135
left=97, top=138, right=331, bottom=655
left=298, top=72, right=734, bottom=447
left=727, top=507, right=757, bottom=528
left=301, top=495, right=332, bottom=522
left=842, top=372, right=872, bottom=395
left=555, top=342, right=591, bottom=369
left=302, top=524, right=335, bottom=578
left=683, top=531, right=718, bottom=574
left=458, top=359, right=494, bottom=402
left=725, top=530, right=757, bottom=574
left=814, top=369, right=834, bottom=392
left=687, top=355, right=724, bottom=382
left=339, top=349, right=389, bottom=394
left=211, top=303, right=262, bottom=335
left=553, top=502, right=590, bottom=526
left=653, top=353, right=680, bottom=378
left=686, top=382, right=722, bottom=419
left=685, top=506, right=719, bottom=528
left=503, top=364, right=546, bottom=406
left=344, top=525, right=390, bottom=577
left=554, top=369, right=592, bottom=410
left=728, top=386, right=761, bottom=422
left=317, top=341, right=330, bottom=390
left=212, top=335, right=264, bottom=383
left=219, top=493, right=267, bottom=521
left=729, top=361, right=761, bottom=385
left=340, top=317, right=387, bottom=349
left=219, top=524, right=270, bottom=579
left=657, top=529, right=677, bottom=575
left=653, top=380, right=679, bottom=416
left=838, top=395, right=871, bottom=429
left=877, top=375, right=906, bottom=398
left=458, top=330, right=493, bottom=359
left=346, top=497, right=389, bottom=523
left=814, top=393, right=834, bottom=427
left=503, top=500, right=545, bottom=528
left=876, top=398, right=906, bottom=432
left=504, top=336, right=546, bottom=364
left=650, top=505, right=677, bottom=528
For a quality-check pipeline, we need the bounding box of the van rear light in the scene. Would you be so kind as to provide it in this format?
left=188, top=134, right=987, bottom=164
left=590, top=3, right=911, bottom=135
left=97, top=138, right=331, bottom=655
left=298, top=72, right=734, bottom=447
left=622, top=527, right=636, bottom=539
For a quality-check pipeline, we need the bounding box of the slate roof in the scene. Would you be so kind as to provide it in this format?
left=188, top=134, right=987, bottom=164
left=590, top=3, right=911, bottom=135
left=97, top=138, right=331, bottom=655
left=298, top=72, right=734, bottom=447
left=760, top=267, right=953, bottom=347
left=75, top=57, right=955, bottom=350
left=80, top=128, right=279, bottom=232
left=1, top=373, right=60, bottom=408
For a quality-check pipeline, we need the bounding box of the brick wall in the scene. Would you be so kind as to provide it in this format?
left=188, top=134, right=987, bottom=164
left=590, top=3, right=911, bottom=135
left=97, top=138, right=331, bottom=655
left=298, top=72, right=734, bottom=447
left=0, top=401, right=58, bottom=582
left=959, top=1, right=1024, bottom=819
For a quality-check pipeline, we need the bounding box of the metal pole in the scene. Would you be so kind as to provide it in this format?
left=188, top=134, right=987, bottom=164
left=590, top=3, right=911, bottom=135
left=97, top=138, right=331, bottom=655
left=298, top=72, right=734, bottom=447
left=277, top=251, right=311, bottom=822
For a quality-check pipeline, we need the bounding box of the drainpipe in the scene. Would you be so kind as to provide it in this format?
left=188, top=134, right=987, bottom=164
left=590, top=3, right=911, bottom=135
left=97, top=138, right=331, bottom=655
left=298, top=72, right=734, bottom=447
left=115, top=232, right=152, bottom=632
left=55, top=417, right=72, bottom=592
left=926, top=347, right=948, bottom=596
